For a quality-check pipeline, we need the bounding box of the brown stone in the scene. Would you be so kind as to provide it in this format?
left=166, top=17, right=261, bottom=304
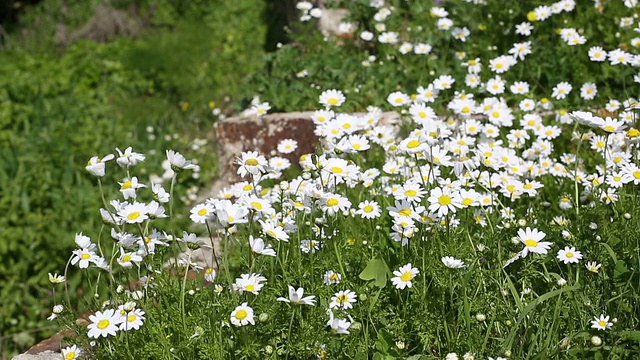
left=214, top=112, right=319, bottom=186
left=209, top=111, right=400, bottom=198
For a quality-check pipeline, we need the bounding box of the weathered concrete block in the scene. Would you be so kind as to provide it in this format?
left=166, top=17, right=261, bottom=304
left=215, top=112, right=319, bottom=186
left=12, top=350, right=62, bottom=360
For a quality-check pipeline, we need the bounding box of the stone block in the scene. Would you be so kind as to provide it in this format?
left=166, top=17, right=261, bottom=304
left=214, top=112, right=319, bottom=187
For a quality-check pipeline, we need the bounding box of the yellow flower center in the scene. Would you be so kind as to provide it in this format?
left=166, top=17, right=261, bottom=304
left=127, top=314, right=137, bottom=322
left=127, top=212, right=140, bottom=220
left=245, top=159, right=259, bottom=166
left=121, top=180, right=132, bottom=189
left=243, top=184, right=253, bottom=191
left=462, top=198, right=473, bottom=206
left=633, top=171, right=640, bottom=179
left=97, top=319, right=110, bottom=330
left=251, top=202, right=263, bottom=210
left=407, top=140, right=421, bottom=149
left=404, top=190, right=417, bottom=197
left=337, top=295, right=348, bottom=303
left=603, top=125, right=615, bottom=132
left=566, top=252, right=574, bottom=258
left=245, top=284, right=255, bottom=292
left=198, top=208, right=207, bottom=216
left=65, top=352, right=76, bottom=360
left=399, top=209, right=412, bottom=217
left=327, top=198, right=339, bottom=207
left=400, top=272, right=413, bottom=282
left=331, top=167, right=343, bottom=173
left=598, top=320, right=607, bottom=327
left=627, top=129, right=640, bottom=138
left=81, top=253, right=91, bottom=260
left=364, top=205, right=374, bottom=213
left=524, top=239, right=538, bottom=247
left=438, top=195, right=451, bottom=206
left=235, top=309, right=248, bottom=320
left=266, top=230, right=277, bottom=238
left=122, top=255, right=131, bottom=263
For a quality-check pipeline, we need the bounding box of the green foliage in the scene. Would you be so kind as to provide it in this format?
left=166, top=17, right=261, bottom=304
left=0, top=0, right=269, bottom=357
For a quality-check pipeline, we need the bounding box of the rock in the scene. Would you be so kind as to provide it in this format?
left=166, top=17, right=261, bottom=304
left=318, top=8, right=350, bottom=37
left=214, top=112, right=319, bottom=190
left=207, top=111, right=400, bottom=199
left=12, top=350, right=62, bottom=360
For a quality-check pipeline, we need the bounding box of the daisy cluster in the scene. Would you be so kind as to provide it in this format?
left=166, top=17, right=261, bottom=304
left=49, top=0, right=640, bottom=357
left=282, top=0, right=640, bottom=112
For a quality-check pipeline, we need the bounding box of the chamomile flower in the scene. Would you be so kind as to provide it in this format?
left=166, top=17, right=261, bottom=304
left=118, top=307, right=146, bottom=331
left=204, top=267, right=216, bottom=282
left=585, top=261, right=602, bottom=273
left=230, top=303, right=255, bottom=326
left=442, top=256, right=467, bottom=269
left=518, top=227, right=553, bottom=256
left=117, top=248, right=143, bottom=268
left=260, top=220, right=290, bottom=242
left=556, top=246, right=583, bottom=264
left=428, top=187, right=463, bottom=217
left=61, top=345, right=82, bottom=360
left=166, top=150, right=199, bottom=172
left=391, top=263, right=419, bottom=289
left=118, top=202, right=149, bottom=224
left=552, top=82, right=572, bottom=100
left=71, top=248, right=97, bottom=269
left=387, top=91, right=411, bottom=107
left=48, top=273, right=66, bottom=284
left=278, top=139, right=298, bottom=154
left=250, top=102, right=271, bottom=117
left=249, top=235, right=276, bottom=256
left=236, top=151, right=267, bottom=178
left=323, top=270, right=342, bottom=285
left=277, top=286, right=316, bottom=305
left=319, top=89, right=346, bottom=107
left=86, top=154, right=115, bottom=177
left=330, top=290, right=358, bottom=310
left=591, top=314, right=613, bottom=330
left=87, top=309, right=121, bottom=338
left=119, top=177, right=146, bottom=200
left=233, top=273, right=267, bottom=295
left=327, top=310, right=351, bottom=334
left=115, top=147, right=145, bottom=168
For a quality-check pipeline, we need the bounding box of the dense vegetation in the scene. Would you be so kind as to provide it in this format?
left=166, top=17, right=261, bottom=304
left=4, top=0, right=640, bottom=359
left=0, top=0, right=268, bottom=357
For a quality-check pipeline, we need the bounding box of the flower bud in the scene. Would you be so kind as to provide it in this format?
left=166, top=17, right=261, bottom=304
left=591, top=335, right=602, bottom=346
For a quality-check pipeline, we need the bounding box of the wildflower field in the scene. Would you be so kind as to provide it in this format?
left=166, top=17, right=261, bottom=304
left=21, top=0, right=640, bottom=359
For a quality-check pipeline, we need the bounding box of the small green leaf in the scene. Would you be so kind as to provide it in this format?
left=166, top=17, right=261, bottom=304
left=359, top=258, right=390, bottom=288
left=617, top=330, right=640, bottom=341
left=614, top=260, right=629, bottom=278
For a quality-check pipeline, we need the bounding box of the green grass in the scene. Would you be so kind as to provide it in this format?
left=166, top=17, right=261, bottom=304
left=0, top=0, right=267, bottom=357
